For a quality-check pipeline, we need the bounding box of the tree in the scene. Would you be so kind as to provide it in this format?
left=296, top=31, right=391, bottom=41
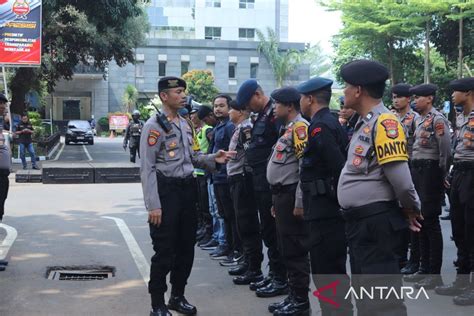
left=302, top=43, right=331, bottom=77
left=256, top=28, right=302, bottom=87
left=9, top=0, right=150, bottom=114
left=182, top=70, right=219, bottom=103
left=122, top=84, right=139, bottom=113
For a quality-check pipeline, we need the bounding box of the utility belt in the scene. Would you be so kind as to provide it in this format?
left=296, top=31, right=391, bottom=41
left=300, top=178, right=336, bottom=199
left=411, top=159, right=439, bottom=169
left=157, top=174, right=195, bottom=186
left=453, top=161, right=474, bottom=171
left=340, top=200, right=398, bottom=221
left=270, top=183, right=298, bottom=195
left=228, top=173, right=250, bottom=184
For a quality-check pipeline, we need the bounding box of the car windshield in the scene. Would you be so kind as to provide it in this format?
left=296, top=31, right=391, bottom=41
left=69, top=121, right=91, bottom=129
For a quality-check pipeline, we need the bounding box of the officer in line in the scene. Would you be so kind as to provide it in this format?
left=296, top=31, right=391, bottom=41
left=404, top=84, right=451, bottom=290
left=392, top=83, right=421, bottom=275
left=123, top=110, right=144, bottom=163
left=297, top=77, right=354, bottom=316
left=236, top=80, right=288, bottom=297
left=265, top=86, right=310, bottom=316
left=337, top=60, right=422, bottom=315
left=226, top=100, right=264, bottom=283
left=140, top=76, right=234, bottom=316
left=435, top=77, right=474, bottom=306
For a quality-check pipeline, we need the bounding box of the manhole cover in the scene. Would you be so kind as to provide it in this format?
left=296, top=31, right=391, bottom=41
left=46, top=266, right=115, bottom=281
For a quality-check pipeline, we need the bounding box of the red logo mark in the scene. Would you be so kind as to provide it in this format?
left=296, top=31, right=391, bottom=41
left=313, top=280, right=341, bottom=308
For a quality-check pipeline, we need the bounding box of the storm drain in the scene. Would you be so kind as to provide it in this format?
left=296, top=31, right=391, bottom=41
left=46, top=266, right=115, bottom=281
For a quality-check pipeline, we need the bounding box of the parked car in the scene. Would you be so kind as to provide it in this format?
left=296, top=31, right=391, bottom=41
left=65, top=120, right=94, bottom=145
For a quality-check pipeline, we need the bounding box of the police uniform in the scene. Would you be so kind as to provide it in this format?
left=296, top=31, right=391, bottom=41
left=124, top=112, right=144, bottom=163
left=236, top=80, right=287, bottom=296
left=0, top=132, right=11, bottom=221
left=435, top=77, right=474, bottom=305
left=337, top=60, right=421, bottom=316
left=407, top=84, right=451, bottom=289
left=140, top=77, right=217, bottom=316
left=227, top=103, right=264, bottom=284
left=296, top=78, right=354, bottom=316
left=265, top=87, right=311, bottom=315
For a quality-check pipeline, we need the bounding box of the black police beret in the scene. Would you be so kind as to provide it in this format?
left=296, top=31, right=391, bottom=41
left=197, top=105, right=213, bottom=120
left=340, top=60, right=389, bottom=86
left=449, top=77, right=474, bottom=92
left=0, top=93, right=8, bottom=103
left=296, top=77, right=333, bottom=94
left=271, top=87, right=301, bottom=105
left=391, top=83, right=412, bottom=97
left=158, top=76, right=187, bottom=92
left=410, top=84, right=438, bottom=96
left=236, top=79, right=259, bottom=107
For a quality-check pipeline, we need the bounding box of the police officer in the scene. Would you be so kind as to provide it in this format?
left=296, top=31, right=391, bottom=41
left=435, top=77, right=474, bottom=305
left=392, top=83, right=421, bottom=275
left=295, top=78, right=354, bottom=316
left=264, top=86, right=310, bottom=316
left=405, top=84, right=451, bottom=289
left=227, top=100, right=264, bottom=283
left=236, top=80, right=288, bottom=297
left=123, top=110, right=144, bottom=163
left=140, top=76, right=234, bottom=316
left=337, top=60, right=422, bottom=315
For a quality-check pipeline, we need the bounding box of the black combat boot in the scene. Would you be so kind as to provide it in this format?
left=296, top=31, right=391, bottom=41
left=250, top=273, right=273, bottom=291
left=233, top=270, right=264, bottom=285
left=256, top=278, right=289, bottom=298
left=435, top=274, right=470, bottom=296
left=167, top=295, right=197, bottom=315
left=273, top=295, right=310, bottom=316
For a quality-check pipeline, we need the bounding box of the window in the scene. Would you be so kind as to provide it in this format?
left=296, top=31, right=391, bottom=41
left=239, top=0, right=255, bottom=9
left=159, top=61, right=166, bottom=77
left=135, top=61, right=144, bottom=77
left=229, top=63, right=236, bottom=79
left=250, top=63, right=258, bottom=79
left=239, top=28, right=255, bottom=40
left=206, top=62, right=215, bottom=74
left=181, top=62, right=189, bottom=75
left=205, top=0, right=221, bottom=7
left=205, top=27, right=221, bottom=40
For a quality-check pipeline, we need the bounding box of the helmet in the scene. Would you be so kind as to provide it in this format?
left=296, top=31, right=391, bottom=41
left=132, top=110, right=140, bottom=117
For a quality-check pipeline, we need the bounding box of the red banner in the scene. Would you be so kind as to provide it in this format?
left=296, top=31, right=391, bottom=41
left=109, top=115, right=129, bottom=131
left=0, top=0, right=42, bottom=66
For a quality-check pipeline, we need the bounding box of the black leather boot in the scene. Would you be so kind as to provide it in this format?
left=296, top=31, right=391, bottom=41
left=249, top=274, right=272, bottom=291
left=167, top=296, right=197, bottom=315
left=273, top=296, right=310, bottom=316
left=233, top=270, right=264, bottom=285
left=256, top=279, right=289, bottom=298
left=435, top=274, right=470, bottom=296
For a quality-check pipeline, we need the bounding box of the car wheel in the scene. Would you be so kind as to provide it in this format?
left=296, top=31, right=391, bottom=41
left=88, top=140, right=94, bottom=145
left=65, top=140, right=70, bottom=145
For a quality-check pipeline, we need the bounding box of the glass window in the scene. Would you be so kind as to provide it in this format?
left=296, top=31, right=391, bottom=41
left=159, top=61, right=166, bottom=77
left=239, top=0, right=255, bottom=9
left=250, top=63, right=258, bottom=79
left=239, top=28, right=255, bottom=40
left=205, top=27, right=221, bottom=40
left=136, top=62, right=144, bottom=77
left=229, top=63, right=236, bottom=79
left=206, top=62, right=215, bottom=74
left=205, top=0, right=221, bottom=7
left=181, top=61, right=189, bottom=75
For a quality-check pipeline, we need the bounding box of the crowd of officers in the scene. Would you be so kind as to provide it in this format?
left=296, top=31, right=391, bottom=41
left=140, top=60, right=474, bottom=316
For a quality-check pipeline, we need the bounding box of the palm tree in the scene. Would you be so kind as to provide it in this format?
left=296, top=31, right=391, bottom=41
left=256, top=28, right=301, bottom=87
left=122, top=84, right=138, bottom=113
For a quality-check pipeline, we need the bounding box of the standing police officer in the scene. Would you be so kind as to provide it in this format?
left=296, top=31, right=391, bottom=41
left=140, top=76, right=234, bottom=316
left=265, top=86, right=310, bottom=316
left=296, top=77, right=353, bottom=316
left=337, top=60, right=422, bottom=316
left=123, top=110, right=144, bottom=163
left=405, top=84, right=451, bottom=290
left=435, top=77, right=474, bottom=306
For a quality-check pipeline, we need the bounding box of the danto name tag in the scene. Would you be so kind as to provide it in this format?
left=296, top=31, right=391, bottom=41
left=375, top=113, right=408, bottom=165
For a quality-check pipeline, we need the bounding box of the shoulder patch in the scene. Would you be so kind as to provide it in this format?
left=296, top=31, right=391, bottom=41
left=311, top=127, right=322, bottom=137
left=435, top=122, right=445, bottom=136
left=293, top=121, right=308, bottom=159
left=375, top=113, right=408, bottom=165
left=148, top=129, right=160, bottom=146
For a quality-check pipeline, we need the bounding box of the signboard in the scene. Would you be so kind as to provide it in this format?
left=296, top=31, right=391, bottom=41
left=109, top=115, right=129, bottom=131
left=0, top=0, right=42, bottom=66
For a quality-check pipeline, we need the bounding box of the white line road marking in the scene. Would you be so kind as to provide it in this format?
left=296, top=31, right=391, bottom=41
left=53, top=142, right=65, bottom=161
left=82, top=144, right=93, bottom=161
left=0, top=223, right=18, bottom=260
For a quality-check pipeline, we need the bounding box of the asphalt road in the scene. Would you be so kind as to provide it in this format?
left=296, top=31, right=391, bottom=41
left=0, top=181, right=471, bottom=316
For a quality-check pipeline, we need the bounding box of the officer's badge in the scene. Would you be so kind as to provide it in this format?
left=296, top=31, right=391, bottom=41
left=148, top=130, right=160, bottom=146
left=354, top=145, right=364, bottom=155
left=276, top=144, right=284, bottom=151
left=276, top=152, right=284, bottom=161
left=311, top=127, right=322, bottom=137
left=381, top=119, right=399, bottom=139
left=295, top=126, right=307, bottom=141
left=363, top=126, right=371, bottom=134
left=352, top=156, right=363, bottom=167
left=168, top=79, right=179, bottom=87
left=169, top=151, right=176, bottom=158
left=435, top=122, right=445, bottom=136
left=169, top=141, right=177, bottom=149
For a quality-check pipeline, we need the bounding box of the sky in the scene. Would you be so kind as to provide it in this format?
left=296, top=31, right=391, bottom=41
left=288, top=0, right=342, bottom=56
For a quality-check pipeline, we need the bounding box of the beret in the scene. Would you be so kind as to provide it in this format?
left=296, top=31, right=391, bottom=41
left=340, top=60, right=389, bottom=86
left=229, top=100, right=246, bottom=111
left=391, top=83, right=412, bottom=97
left=158, top=76, right=187, bottom=92
left=236, top=79, right=259, bottom=107
left=449, top=77, right=474, bottom=92
left=271, top=87, right=301, bottom=105
left=296, top=77, right=333, bottom=94
left=0, top=94, right=8, bottom=103
left=410, top=84, right=438, bottom=96
left=197, top=105, right=213, bottom=120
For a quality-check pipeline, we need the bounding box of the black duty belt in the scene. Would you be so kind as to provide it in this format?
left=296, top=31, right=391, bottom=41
left=453, top=161, right=474, bottom=171
left=228, top=173, right=248, bottom=183
left=411, top=159, right=439, bottom=169
left=270, top=183, right=298, bottom=194
left=340, top=200, right=398, bottom=221
left=157, top=174, right=195, bottom=186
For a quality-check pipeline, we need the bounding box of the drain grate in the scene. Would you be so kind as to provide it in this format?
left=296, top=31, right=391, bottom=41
left=46, top=266, right=115, bottom=281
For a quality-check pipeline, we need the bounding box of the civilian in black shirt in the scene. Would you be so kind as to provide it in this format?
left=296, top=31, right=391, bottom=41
left=16, top=114, right=39, bottom=170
